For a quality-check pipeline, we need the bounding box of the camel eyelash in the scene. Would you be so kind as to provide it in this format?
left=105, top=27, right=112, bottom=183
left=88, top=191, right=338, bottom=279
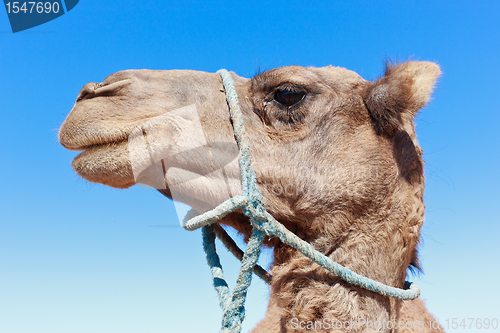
left=264, top=92, right=308, bottom=127
left=274, top=88, right=306, bottom=108
left=266, top=84, right=307, bottom=107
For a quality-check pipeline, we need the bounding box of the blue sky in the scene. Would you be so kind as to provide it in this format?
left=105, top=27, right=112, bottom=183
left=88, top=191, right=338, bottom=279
left=1, top=1, right=499, bottom=332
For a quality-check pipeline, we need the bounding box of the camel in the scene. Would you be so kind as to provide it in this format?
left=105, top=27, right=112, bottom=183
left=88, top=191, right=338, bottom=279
left=59, top=61, right=443, bottom=333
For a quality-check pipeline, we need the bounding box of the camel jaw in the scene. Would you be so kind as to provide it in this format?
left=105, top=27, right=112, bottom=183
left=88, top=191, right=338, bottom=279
left=58, top=70, right=171, bottom=188
left=71, top=140, right=136, bottom=189
left=59, top=108, right=138, bottom=188
left=59, top=86, right=145, bottom=188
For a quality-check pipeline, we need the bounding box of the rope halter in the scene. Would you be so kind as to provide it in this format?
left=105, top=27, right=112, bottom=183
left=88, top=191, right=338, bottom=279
left=182, top=69, right=420, bottom=333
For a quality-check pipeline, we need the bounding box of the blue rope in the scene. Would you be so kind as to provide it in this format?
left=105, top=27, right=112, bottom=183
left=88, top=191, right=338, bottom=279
left=183, top=69, right=420, bottom=333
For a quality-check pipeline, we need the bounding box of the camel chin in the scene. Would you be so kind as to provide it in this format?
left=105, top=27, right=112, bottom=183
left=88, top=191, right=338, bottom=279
left=71, top=140, right=136, bottom=189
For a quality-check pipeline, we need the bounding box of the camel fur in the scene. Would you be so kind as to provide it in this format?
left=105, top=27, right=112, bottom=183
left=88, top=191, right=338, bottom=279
left=59, top=61, right=443, bottom=332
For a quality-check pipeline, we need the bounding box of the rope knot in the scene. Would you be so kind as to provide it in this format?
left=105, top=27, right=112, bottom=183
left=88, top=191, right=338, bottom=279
left=181, top=68, right=421, bottom=333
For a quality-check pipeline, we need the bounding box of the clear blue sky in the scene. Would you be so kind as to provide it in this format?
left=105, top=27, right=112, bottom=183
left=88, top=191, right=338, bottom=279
left=1, top=1, right=499, bottom=332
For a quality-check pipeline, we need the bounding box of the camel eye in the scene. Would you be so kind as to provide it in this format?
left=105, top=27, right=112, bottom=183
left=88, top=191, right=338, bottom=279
left=274, top=89, right=305, bottom=107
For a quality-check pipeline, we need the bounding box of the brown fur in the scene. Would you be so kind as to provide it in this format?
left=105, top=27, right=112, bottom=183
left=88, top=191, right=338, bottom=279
left=59, top=62, right=442, bottom=332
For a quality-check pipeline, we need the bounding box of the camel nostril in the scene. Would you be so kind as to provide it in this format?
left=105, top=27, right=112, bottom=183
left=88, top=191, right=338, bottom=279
left=76, top=82, right=97, bottom=102
left=94, top=79, right=132, bottom=96
left=76, top=79, right=132, bottom=102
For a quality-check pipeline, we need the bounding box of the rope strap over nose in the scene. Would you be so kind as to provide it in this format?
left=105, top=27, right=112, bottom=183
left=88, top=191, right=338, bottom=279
left=182, top=69, right=420, bottom=333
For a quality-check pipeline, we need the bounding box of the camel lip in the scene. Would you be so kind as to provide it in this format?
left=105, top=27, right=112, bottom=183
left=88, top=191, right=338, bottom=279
left=71, top=140, right=129, bottom=165
left=59, top=126, right=131, bottom=151
left=61, top=135, right=129, bottom=152
left=72, top=139, right=128, bottom=152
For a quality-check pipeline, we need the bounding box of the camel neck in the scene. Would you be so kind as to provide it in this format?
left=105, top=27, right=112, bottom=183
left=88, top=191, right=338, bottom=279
left=268, top=213, right=413, bottom=329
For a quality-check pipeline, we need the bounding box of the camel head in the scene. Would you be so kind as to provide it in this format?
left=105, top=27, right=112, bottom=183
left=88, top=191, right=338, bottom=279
left=59, top=62, right=441, bottom=332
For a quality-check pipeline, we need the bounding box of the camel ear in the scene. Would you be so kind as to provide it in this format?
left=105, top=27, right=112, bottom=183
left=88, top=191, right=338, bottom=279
left=364, top=61, right=441, bottom=135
